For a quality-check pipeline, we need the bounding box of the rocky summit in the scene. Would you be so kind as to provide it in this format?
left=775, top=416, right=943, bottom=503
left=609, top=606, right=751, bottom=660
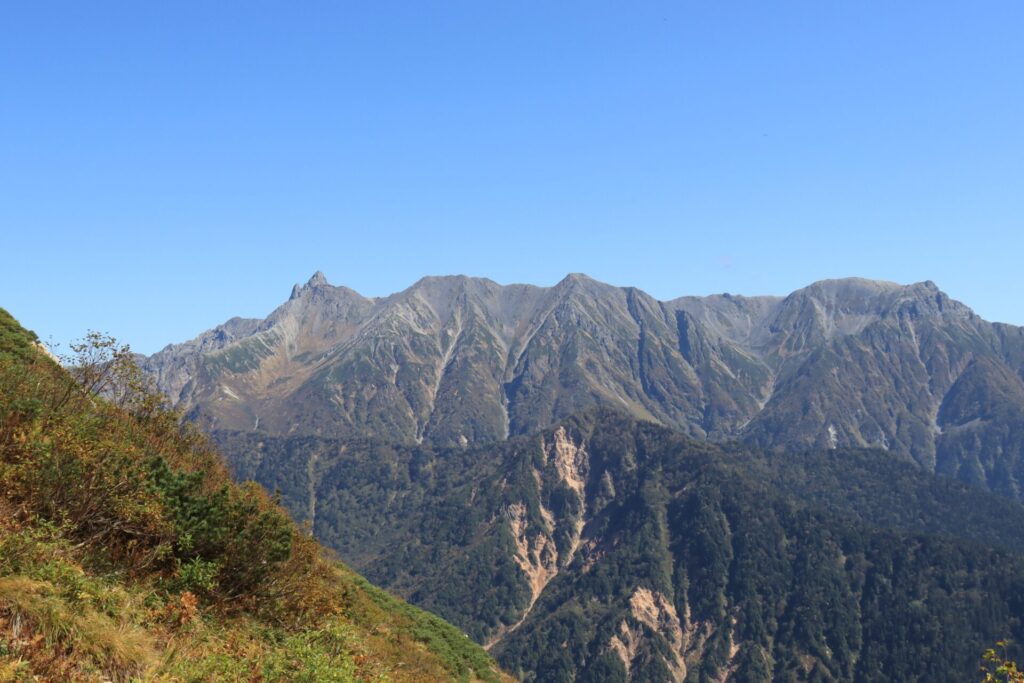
left=144, top=272, right=1024, bottom=500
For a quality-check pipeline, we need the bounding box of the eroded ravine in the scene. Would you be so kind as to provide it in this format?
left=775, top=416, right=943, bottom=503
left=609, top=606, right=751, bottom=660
left=486, top=426, right=590, bottom=650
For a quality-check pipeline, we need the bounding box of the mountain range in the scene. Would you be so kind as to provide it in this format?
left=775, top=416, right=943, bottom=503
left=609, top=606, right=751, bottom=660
left=144, top=272, right=1024, bottom=500
left=137, top=273, right=1024, bottom=681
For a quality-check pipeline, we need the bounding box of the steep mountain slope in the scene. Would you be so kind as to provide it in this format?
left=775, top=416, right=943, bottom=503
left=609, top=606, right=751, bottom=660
left=213, top=411, right=1024, bottom=682
left=145, top=273, right=1024, bottom=498
left=934, top=356, right=1024, bottom=497
left=0, top=308, right=509, bottom=682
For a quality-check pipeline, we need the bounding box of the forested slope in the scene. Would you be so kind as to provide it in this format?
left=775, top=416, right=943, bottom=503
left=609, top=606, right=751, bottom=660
left=216, top=411, right=1024, bottom=682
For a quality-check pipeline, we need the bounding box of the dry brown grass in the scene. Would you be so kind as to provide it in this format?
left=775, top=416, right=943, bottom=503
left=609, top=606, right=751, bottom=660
left=0, top=576, right=157, bottom=682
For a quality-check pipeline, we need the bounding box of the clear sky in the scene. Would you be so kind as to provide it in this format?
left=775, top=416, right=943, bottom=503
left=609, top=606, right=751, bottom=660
left=2, top=2, right=1022, bottom=354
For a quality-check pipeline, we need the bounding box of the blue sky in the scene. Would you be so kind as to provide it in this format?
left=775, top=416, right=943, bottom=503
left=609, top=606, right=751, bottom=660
left=2, top=2, right=1022, bottom=354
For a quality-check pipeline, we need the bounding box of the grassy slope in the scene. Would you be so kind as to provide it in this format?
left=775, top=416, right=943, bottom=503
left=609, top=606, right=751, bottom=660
left=0, top=307, right=510, bottom=683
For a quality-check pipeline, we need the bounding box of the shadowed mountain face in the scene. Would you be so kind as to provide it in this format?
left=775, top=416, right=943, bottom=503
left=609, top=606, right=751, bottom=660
left=144, top=273, right=1024, bottom=498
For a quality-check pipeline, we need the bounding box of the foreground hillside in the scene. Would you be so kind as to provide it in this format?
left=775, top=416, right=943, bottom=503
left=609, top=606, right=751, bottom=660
left=217, top=411, right=1024, bottom=682
left=0, top=308, right=509, bottom=682
left=144, top=273, right=1024, bottom=501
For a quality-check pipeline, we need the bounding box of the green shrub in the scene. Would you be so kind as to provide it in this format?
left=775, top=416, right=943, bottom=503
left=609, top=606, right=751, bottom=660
left=261, top=624, right=360, bottom=682
left=172, top=556, right=221, bottom=594
left=146, top=456, right=295, bottom=599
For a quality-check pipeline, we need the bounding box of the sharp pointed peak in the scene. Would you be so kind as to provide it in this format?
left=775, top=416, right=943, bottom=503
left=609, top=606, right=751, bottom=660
left=552, top=272, right=600, bottom=291
left=552, top=273, right=625, bottom=297
left=288, top=271, right=331, bottom=300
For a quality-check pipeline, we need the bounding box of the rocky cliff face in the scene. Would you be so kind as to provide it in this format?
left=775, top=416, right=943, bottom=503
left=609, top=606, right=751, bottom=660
left=144, top=272, right=1024, bottom=498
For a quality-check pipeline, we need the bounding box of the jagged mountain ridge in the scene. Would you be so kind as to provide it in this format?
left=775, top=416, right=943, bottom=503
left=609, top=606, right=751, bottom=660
left=144, top=272, right=1024, bottom=497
